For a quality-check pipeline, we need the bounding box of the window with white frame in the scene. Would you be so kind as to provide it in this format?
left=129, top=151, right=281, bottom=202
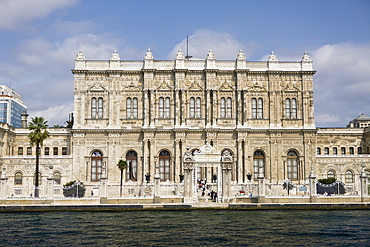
left=253, top=150, right=265, bottom=179
left=126, top=97, right=138, bottom=119
left=285, top=98, right=297, bottom=119
left=220, top=97, right=232, bottom=118
left=287, top=150, right=298, bottom=180
left=159, top=97, right=170, bottom=118
left=189, top=97, right=201, bottom=118
left=252, top=98, right=263, bottom=119
left=91, top=97, right=104, bottom=119
left=345, top=170, right=353, bottom=183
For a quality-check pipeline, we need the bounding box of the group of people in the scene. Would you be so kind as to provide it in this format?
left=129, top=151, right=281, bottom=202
left=197, top=177, right=218, bottom=201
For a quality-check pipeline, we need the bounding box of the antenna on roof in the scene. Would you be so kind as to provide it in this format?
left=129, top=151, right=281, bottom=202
left=185, top=30, right=192, bottom=59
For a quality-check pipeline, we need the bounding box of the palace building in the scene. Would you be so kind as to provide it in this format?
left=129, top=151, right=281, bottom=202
left=0, top=49, right=369, bottom=198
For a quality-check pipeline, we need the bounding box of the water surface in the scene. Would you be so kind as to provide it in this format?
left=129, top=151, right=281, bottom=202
left=1, top=210, right=369, bottom=246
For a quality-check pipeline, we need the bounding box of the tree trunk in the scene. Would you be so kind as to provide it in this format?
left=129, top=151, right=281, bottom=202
left=35, top=144, right=40, bottom=198
left=120, top=169, right=123, bottom=197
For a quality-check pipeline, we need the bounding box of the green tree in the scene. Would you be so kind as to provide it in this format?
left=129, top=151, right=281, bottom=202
left=28, top=117, right=50, bottom=198
left=117, top=160, right=128, bottom=197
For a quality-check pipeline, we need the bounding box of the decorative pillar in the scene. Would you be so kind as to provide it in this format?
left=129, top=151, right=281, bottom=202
left=100, top=164, right=108, bottom=203
left=221, top=150, right=233, bottom=203
left=308, top=166, right=317, bottom=203
left=153, top=169, right=161, bottom=203
left=360, top=164, right=368, bottom=202
left=258, top=168, right=265, bottom=203
left=183, top=148, right=195, bottom=203
left=0, top=166, right=8, bottom=200
left=46, top=165, right=54, bottom=201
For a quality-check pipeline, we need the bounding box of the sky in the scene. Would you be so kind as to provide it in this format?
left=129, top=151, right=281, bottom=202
left=0, top=0, right=369, bottom=127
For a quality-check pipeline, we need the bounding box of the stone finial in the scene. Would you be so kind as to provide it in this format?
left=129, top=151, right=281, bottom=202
left=110, top=50, right=120, bottom=60
left=302, top=51, right=312, bottom=62
left=206, top=49, right=215, bottom=59
left=76, top=50, right=85, bottom=60
left=145, top=48, right=154, bottom=60
left=176, top=49, right=185, bottom=59
left=268, top=51, right=278, bottom=61
left=236, top=50, right=246, bottom=60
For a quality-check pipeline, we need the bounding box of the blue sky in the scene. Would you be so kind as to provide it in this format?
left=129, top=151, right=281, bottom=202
left=0, top=0, right=369, bottom=127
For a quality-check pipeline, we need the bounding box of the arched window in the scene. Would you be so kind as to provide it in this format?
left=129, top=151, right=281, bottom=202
left=358, top=147, right=362, bottom=154
left=341, top=147, right=346, bottom=155
left=285, top=98, right=297, bottom=119
left=349, top=147, right=354, bottom=155
left=53, top=147, right=58, bottom=155
left=165, top=97, right=170, bottom=117
left=333, top=147, right=338, bottom=155
left=345, top=170, right=354, bottom=183
left=159, top=97, right=164, bottom=117
left=324, top=147, right=329, bottom=155
left=18, top=147, right=23, bottom=155
left=92, top=97, right=103, bottom=118
left=285, top=98, right=291, bottom=119
left=253, top=150, right=265, bottom=179
left=226, top=97, right=232, bottom=117
left=257, top=98, right=263, bottom=118
left=27, top=147, right=32, bottom=155
left=220, top=97, right=226, bottom=117
left=14, top=172, right=22, bottom=185
left=195, top=97, right=201, bottom=118
left=287, top=150, right=298, bottom=180
left=91, top=150, right=103, bottom=182
left=158, top=150, right=171, bottom=181
left=127, top=97, right=138, bottom=119
left=291, top=98, right=297, bottom=118
left=53, top=172, right=61, bottom=184
left=189, top=97, right=195, bottom=118
left=91, top=97, right=97, bottom=118
left=252, top=98, right=257, bottom=118
left=98, top=97, right=103, bottom=118
left=317, top=147, right=321, bottom=155
left=126, top=151, right=138, bottom=181
left=327, top=170, right=336, bottom=179
left=44, top=147, right=49, bottom=155
left=126, top=97, right=132, bottom=118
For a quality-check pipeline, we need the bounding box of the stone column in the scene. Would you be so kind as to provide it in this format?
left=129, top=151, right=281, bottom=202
left=360, top=164, right=368, bottom=202
left=222, top=163, right=232, bottom=203
left=309, top=166, right=317, bottom=203
left=258, top=168, right=265, bottom=203
left=100, top=165, right=108, bottom=203
left=0, top=166, right=8, bottom=200
left=153, top=169, right=161, bottom=203
left=46, top=165, right=54, bottom=202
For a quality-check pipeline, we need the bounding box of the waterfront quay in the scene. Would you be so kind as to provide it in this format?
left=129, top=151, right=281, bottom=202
left=1, top=201, right=369, bottom=212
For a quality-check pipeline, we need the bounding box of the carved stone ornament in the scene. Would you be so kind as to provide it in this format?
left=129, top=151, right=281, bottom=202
left=236, top=50, right=246, bottom=60
left=206, top=49, right=215, bottom=59
left=301, top=51, right=312, bottom=62
left=76, top=50, right=85, bottom=60
left=110, top=50, right=120, bottom=60
left=200, top=142, right=216, bottom=154
left=145, top=48, right=154, bottom=60
left=176, top=49, right=185, bottom=59
left=268, top=51, right=278, bottom=61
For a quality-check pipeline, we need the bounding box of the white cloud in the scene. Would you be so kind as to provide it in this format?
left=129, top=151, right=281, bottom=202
left=311, top=42, right=370, bottom=127
left=0, top=0, right=78, bottom=31
left=3, top=32, right=143, bottom=126
left=168, top=29, right=259, bottom=60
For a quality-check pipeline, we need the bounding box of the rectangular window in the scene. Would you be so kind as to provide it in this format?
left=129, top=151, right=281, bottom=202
left=27, top=147, right=32, bottom=155
left=333, top=147, right=337, bottom=155
left=341, top=147, right=346, bottom=155
left=45, top=147, right=49, bottom=155
left=62, top=147, right=67, bottom=155
left=349, top=147, right=354, bottom=155
left=287, top=159, right=298, bottom=180
left=91, top=159, right=102, bottom=181
left=18, top=147, right=23, bottom=155
left=53, top=147, right=58, bottom=155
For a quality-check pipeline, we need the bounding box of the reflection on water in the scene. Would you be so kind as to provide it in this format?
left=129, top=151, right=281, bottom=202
left=1, top=210, right=369, bottom=246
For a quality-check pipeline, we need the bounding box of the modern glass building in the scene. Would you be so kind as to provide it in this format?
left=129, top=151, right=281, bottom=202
left=0, top=85, right=27, bottom=128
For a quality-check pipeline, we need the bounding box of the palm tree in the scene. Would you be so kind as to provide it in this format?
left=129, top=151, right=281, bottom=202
left=28, top=117, right=50, bottom=198
left=117, top=160, right=128, bottom=197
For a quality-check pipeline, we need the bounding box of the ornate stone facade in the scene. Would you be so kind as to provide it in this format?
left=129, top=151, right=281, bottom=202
left=0, top=49, right=369, bottom=197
